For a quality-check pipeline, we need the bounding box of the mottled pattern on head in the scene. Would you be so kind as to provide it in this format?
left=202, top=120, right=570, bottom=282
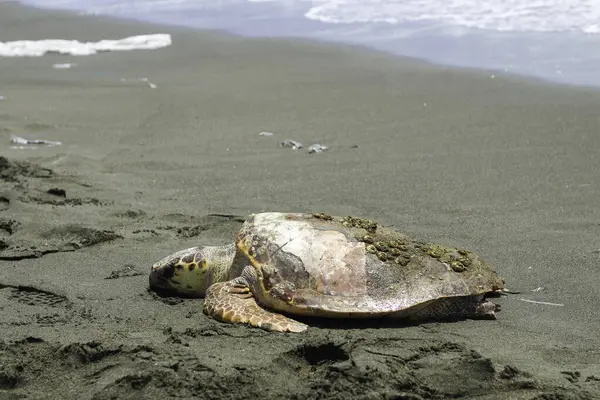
left=149, top=244, right=236, bottom=296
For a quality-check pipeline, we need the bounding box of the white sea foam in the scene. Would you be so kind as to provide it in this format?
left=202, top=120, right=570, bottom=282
left=15, top=0, right=600, bottom=87
left=20, top=0, right=600, bottom=34
left=0, top=34, right=172, bottom=57
left=305, top=0, right=600, bottom=33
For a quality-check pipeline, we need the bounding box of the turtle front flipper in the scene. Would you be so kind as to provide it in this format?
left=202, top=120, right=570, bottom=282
left=203, top=279, right=308, bottom=333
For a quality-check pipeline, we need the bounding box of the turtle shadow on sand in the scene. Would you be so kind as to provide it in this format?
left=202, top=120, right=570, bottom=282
left=148, top=212, right=505, bottom=333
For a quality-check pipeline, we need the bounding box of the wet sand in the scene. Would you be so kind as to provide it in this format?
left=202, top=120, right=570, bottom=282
left=1, top=2, right=600, bottom=399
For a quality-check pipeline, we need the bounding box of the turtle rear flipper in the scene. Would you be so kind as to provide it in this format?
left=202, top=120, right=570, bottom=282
left=203, top=280, right=308, bottom=333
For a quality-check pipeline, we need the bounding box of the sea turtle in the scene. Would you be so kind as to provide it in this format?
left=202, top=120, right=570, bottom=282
left=149, top=212, right=504, bottom=332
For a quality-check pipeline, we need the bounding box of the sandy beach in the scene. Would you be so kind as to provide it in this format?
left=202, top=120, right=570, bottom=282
left=1, top=2, right=600, bottom=399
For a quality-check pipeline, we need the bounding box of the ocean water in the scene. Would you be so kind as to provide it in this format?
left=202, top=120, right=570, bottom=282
left=17, top=0, right=600, bottom=87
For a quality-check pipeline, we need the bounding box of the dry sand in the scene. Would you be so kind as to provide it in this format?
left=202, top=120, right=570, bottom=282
left=1, top=2, right=600, bottom=399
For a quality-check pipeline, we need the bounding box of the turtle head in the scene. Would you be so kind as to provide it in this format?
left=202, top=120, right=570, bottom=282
left=149, top=244, right=237, bottom=297
left=149, top=247, right=211, bottom=297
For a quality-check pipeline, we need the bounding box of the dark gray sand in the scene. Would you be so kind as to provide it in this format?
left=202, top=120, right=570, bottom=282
left=1, top=3, right=600, bottom=399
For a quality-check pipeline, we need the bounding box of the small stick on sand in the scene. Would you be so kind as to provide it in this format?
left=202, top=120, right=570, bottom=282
left=518, top=298, right=564, bottom=307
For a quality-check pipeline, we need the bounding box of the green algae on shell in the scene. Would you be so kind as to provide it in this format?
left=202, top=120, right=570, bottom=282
left=340, top=216, right=378, bottom=233
left=346, top=223, right=477, bottom=272
left=422, top=244, right=473, bottom=272
left=312, top=212, right=334, bottom=221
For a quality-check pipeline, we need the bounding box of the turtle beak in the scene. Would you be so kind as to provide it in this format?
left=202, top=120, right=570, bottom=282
left=149, top=262, right=175, bottom=291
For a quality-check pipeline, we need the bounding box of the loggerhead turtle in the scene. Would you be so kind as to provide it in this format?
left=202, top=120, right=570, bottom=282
left=149, top=212, right=504, bottom=332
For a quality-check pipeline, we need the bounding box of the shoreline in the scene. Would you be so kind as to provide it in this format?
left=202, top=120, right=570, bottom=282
left=13, top=0, right=600, bottom=89
left=1, top=2, right=600, bottom=399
